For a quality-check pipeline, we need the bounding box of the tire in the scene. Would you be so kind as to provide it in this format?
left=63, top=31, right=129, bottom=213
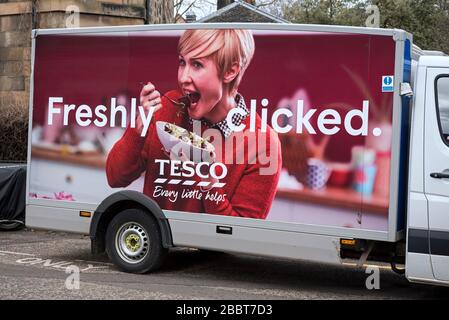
left=105, top=208, right=167, bottom=274
left=0, top=221, right=24, bottom=231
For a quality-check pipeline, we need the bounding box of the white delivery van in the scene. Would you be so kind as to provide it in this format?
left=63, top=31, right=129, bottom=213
left=25, top=23, right=449, bottom=286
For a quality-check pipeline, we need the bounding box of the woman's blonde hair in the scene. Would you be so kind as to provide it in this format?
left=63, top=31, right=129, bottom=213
left=178, top=29, right=255, bottom=96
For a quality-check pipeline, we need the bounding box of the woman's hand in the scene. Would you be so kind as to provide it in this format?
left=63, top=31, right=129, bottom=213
left=136, top=82, right=162, bottom=132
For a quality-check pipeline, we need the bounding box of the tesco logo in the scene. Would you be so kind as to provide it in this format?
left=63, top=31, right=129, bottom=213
left=155, top=159, right=227, bottom=180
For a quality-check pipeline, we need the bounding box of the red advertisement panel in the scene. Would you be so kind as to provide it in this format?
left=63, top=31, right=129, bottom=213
left=30, top=28, right=396, bottom=231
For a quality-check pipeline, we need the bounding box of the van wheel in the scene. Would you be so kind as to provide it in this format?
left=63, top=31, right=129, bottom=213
left=0, top=221, right=24, bottom=231
left=105, top=209, right=167, bottom=274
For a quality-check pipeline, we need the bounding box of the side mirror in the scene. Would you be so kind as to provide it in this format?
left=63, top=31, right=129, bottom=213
left=400, top=82, right=414, bottom=97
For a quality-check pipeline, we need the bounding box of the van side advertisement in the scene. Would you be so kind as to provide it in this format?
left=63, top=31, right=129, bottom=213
left=30, top=29, right=396, bottom=231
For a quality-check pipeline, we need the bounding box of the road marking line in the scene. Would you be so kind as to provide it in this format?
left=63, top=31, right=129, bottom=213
left=0, top=250, right=34, bottom=256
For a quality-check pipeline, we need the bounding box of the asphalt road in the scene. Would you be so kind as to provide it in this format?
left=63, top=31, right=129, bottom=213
left=0, top=228, right=448, bottom=300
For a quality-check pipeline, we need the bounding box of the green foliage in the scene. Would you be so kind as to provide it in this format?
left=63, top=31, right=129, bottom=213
left=283, top=0, right=366, bottom=25
left=280, top=0, right=449, bottom=53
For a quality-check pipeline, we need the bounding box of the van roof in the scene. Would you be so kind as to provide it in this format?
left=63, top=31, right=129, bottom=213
left=419, top=55, right=449, bottom=68
left=33, top=23, right=411, bottom=39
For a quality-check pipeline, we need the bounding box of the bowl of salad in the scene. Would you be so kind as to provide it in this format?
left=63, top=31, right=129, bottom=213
left=156, top=121, right=215, bottom=163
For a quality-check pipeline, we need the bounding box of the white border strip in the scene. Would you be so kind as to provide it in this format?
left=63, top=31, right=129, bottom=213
left=32, top=23, right=409, bottom=38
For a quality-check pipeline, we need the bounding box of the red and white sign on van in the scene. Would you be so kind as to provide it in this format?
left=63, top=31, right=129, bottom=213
left=30, top=28, right=395, bottom=230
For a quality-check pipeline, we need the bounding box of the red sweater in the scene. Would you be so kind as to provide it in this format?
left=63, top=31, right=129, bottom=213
left=106, top=90, right=282, bottom=219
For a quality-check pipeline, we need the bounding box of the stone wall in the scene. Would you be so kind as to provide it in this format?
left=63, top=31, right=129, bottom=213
left=0, top=1, right=32, bottom=115
left=0, top=0, right=173, bottom=161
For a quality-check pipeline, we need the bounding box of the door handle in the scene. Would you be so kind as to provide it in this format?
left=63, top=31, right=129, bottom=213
left=430, top=172, right=449, bottom=179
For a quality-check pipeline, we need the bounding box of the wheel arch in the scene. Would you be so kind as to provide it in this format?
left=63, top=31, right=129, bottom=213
left=90, top=190, right=173, bottom=254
